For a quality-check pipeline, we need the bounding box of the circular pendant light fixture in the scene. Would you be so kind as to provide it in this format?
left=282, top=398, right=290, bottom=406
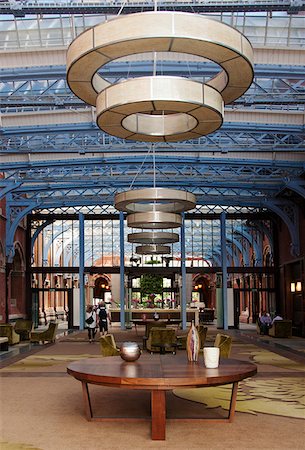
left=135, top=245, right=171, bottom=255
left=114, top=188, right=196, bottom=214
left=96, top=76, right=223, bottom=142
left=128, top=232, right=179, bottom=245
left=67, top=11, right=253, bottom=142
left=127, top=211, right=182, bottom=229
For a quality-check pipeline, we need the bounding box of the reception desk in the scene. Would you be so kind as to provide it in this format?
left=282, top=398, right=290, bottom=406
left=109, top=308, right=198, bottom=324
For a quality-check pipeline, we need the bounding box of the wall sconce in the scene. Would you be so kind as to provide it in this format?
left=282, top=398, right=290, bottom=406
left=198, top=284, right=202, bottom=289
left=291, top=281, right=302, bottom=293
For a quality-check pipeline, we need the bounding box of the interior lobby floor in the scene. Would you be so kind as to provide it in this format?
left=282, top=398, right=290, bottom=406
left=1, top=324, right=304, bottom=450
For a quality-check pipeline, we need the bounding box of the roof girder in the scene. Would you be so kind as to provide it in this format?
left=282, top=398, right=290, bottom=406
left=1, top=1, right=302, bottom=16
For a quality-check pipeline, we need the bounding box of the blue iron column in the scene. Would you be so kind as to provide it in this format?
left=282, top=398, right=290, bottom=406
left=119, top=211, right=126, bottom=330
left=220, top=211, right=228, bottom=330
left=181, top=213, right=187, bottom=330
left=79, top=212, right=85, bottom=330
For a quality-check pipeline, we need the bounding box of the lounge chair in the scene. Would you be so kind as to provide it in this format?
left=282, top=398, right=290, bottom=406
left=269, top=320, right=292, bottom=338
left=146, top=327, right=177, bottom=354
left=0, top=324, right=20, bottom=345
left=30, top=322, right=58, bottom=344
left=100, top=334, right=120, bottom=357
left=14, top=319, right=33, bottom=341
left=214, top=333, right=232, bottom=358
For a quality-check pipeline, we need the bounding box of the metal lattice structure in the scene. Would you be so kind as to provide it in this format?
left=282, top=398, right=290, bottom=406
left=0, top=1, right=305, bottom=260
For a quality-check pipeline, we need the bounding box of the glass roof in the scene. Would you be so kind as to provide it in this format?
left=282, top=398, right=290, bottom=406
left=0, top=11, right=304, bottom=50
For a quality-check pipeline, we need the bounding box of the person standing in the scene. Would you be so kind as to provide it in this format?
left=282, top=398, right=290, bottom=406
left=85, top=305, right=97, bottom=343
left=98, top=301, right=111, bottom=336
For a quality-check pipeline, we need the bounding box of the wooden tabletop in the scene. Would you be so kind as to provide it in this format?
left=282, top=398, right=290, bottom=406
left=67, top=353, right=257, bottom=390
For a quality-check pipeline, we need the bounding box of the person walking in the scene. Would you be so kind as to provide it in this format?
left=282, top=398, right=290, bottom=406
left=85, top=305, right=97, bottom=343
left=98, top=301, right=111, bottom=336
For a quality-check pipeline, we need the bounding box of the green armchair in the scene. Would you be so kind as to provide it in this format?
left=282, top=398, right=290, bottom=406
left=0, top=324, right=20, bottom=345
left=214, top=333, right=232, bottom=358
left=143, top=321, right=166, bottom=349
left=100, top=334, right=120, bottom=357
left=30, top=322, right=58, bottom=344
left=14, top=319, right=33, bottom=341
left=177, top=325, right=208, bottom=350
left=269, top=320, right=292, bottom=338
left=146, top=327, right=177, bottom=354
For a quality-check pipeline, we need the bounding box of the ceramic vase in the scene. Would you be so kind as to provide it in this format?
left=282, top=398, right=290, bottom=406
left=186, top=321, right=200, bottom=362
left=203, top=347, right=220, bottom=368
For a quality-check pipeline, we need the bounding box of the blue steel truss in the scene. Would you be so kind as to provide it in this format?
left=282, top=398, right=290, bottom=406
left=1, top=63, right=304, bottom=110
left=1, top=157, right=304, bottom=192
left=1, top=123, right=304, bottom=154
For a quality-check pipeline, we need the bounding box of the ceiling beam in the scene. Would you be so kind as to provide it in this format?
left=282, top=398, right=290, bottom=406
left=2, top=1, right=302, bottom=16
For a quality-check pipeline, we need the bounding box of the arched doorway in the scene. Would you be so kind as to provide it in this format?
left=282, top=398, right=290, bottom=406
left=11, top=244, right=25, bottom=316
left=93, top=276, right=111, bottom=304
left=193, top=275, right=211, bottom=307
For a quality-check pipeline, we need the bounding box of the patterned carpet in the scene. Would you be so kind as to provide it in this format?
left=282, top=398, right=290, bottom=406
left=1, top=329, right=305, bottom=450
left=173, top=376, right=305, bottom=420
left=173, top=344, right=305, bottom=420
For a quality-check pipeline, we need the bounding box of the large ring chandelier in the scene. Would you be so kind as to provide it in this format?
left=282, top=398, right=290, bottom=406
left=115, top=188, right=196, bottom=213
left=135, top=245, right=171, bottom=255
left=67, top=11, right=254, bottom=142
left=114, top=187, right=196, bottom=254
left=128, top=232, right=179, bottom=245
left=115, top=187, right=196, bottom=230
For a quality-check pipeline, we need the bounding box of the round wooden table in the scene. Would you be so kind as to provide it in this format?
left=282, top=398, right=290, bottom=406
left=67, top=353, right=257, bottom=440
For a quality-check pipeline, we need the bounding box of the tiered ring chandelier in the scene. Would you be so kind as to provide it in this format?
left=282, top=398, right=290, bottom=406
left=114, top=188, right=196, bottom=255
left=67, top=10, right=253, bottom=253
left=67, top=11, right=254, bottom=142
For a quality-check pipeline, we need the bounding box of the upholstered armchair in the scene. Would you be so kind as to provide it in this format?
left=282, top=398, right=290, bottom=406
left=143, top=322, right=166, bottom=350
left=214, top=333, right=232, bottom=358
left=177, top=325, right=208, bottom=350
left=30, top=322, right=58, bottom=344
left=14, top=319, right=33, bottom=341
left=100, top=334, right=120, bottom=357
left=0, top=324, right=20, bottom=345
left=146, top=327, right=177, bottom=354
left=269, top=320, right=292, bottom=338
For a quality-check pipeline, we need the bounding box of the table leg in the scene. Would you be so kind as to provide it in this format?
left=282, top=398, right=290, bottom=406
left=82, top=381, right=93, bottom=420
left=151, top=390, right=166, bottom=440
left=228, top=382, right=238, bottom=422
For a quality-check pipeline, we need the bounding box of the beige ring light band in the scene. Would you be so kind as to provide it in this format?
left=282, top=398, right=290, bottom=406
left=127, top=212, right=182, bottom=229
left=128, top=232, right=179, bottom=245
left=115, top=188, right=196, bottom=213
left=67, top=11, right=253, bottom=106
left=135, top=245, right=171, bottom=255
left=96, top=76, right=223, bottom=141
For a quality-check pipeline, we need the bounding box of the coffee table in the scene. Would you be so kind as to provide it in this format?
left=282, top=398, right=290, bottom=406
left=67, top=354, right=257, bottom=440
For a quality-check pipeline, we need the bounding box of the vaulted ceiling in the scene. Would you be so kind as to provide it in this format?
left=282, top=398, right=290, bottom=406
left=0, top=1, right=304, bottom=224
